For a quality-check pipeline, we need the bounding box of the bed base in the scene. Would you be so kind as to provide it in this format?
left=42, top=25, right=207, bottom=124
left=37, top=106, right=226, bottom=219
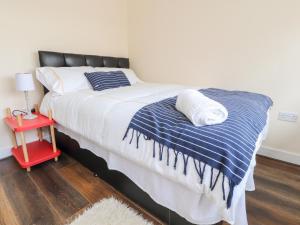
left=55, top=129, right=222, bottom=225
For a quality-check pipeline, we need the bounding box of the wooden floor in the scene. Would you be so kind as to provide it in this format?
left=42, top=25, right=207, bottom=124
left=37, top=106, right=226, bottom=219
left=0, top=154, right=299, bottom=225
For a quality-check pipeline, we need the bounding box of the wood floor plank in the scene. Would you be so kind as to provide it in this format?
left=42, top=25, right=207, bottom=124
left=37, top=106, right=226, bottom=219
left=255, top=164, right=300, bottom=188
left=0, top=184, right=19, bottom=225
left=247, top=189, right=300, bottom=221
left=254, top=174, right=300, bottom=205
left=247, top=195, right=300, bottom=225
left=50, top=153, right=76, bottom=169
left=58, top=163, right=165, bottom=225
left=0, top=154, right=299, bottom=225
left=58, top=162, right=119, bottom=203
left=1, top=170, right=61, bottom=225
left=247, top=156, right=300, bottom=225
left=256, top=156, right=300, bottom=175
left=29, top=164, right=89, bottom=220
left=0, top=157, right=20, bottom=179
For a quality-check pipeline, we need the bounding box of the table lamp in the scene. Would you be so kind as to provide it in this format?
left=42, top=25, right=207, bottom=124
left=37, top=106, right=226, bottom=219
left=15, top=73, right=37, bottom=120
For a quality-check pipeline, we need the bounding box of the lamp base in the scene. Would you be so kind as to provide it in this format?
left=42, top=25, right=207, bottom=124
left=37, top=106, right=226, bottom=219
left=23, top=114, right=37, bottom=120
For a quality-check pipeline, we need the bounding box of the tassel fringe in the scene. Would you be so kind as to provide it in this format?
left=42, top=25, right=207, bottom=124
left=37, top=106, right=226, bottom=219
left=123, top=128, right=235, bottom=208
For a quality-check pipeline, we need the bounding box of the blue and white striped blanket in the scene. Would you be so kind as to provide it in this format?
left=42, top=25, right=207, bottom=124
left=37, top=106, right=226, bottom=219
left=123, top=88, right=272, bottom=208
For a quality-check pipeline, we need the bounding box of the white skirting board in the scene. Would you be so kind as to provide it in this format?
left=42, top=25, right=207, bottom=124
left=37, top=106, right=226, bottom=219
left=258, top=146, right=300, bottom=165
left=1, top=143, right=299, bottom=165
left=0, top=146, right=12, bottom=159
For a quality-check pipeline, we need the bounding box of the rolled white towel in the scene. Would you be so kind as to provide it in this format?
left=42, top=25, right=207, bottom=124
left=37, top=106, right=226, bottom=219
left=175, top=89, right=228, bottom=126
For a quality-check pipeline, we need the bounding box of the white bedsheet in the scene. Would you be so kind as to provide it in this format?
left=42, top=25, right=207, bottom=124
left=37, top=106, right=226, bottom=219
left=40, top=83, right=269, bottom=225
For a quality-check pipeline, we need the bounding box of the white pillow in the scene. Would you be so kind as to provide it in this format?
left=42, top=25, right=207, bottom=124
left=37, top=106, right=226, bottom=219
left=36, top=66, right=96, bottom=95
left=94, top=67, right=141, bottom=85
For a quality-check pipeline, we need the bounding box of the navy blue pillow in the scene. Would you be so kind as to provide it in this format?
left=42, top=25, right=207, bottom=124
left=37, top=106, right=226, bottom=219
left=84, top=71, right=130, bottom=91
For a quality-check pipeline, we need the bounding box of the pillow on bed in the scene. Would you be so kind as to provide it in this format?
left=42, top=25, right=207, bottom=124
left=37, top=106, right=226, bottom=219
left=94, top=67, right=141, bottom=85
left=84, top=71, right=131, bottom=91
left=36, top=66, right=95, bottom=95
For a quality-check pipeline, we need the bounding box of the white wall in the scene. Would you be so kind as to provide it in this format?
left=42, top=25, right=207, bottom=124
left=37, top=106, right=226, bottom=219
left=1, top=0, right=299, bottom=163
left=127, top=0, right=300, bottom=157
left=0, top=0, right=128, bottom=157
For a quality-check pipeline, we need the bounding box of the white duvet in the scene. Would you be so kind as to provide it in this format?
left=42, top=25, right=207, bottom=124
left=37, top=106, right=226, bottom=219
left=40, top=82, right=268, bottom=225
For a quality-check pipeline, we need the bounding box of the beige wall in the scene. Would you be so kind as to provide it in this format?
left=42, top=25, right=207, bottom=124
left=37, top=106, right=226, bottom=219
left=128, top=0, right=300, bottom=155
left=0, top=0, right=128, bottom=153
left=0, top=0, right=299, bottom=159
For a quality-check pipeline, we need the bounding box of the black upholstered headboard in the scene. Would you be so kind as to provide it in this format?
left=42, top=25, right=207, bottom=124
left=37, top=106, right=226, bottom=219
left=38, top=51, right=130, bottom=94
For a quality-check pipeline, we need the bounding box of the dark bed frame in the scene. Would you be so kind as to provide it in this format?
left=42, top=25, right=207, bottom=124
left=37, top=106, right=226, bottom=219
left=38, top=51, right=220, bottom=225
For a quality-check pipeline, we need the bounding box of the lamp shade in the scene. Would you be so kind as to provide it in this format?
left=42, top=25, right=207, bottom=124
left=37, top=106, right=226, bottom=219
left=15, top=73, right=35, bottom=91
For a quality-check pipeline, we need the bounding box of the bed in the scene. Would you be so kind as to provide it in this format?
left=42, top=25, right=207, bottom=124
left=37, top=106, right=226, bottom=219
left=37, top=51, right=271, bottom=225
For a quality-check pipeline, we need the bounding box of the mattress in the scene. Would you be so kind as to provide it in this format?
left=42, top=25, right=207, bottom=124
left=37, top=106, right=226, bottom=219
left=40, top=82, right=269, bottom=225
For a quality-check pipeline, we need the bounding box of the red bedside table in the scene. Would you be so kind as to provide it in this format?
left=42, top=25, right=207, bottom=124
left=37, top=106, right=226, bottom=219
left=4, top=106, right=61, bottom=172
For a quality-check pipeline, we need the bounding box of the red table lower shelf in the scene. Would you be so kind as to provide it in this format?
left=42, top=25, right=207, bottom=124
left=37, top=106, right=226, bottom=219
left=12, top=140, right=61, bottom=168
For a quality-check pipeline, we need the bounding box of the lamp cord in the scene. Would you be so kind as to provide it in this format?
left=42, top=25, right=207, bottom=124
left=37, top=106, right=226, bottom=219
left=12, top=110, right=27, bottom=117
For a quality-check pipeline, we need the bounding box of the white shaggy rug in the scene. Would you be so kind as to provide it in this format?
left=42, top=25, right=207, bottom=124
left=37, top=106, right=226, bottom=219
left=68, top=197, right=154, bottom=225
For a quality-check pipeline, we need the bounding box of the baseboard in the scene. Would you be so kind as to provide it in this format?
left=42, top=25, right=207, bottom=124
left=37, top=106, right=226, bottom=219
left=258, top=146, right=300, bottom=165
left=0, top=146, right=12, bottom=159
